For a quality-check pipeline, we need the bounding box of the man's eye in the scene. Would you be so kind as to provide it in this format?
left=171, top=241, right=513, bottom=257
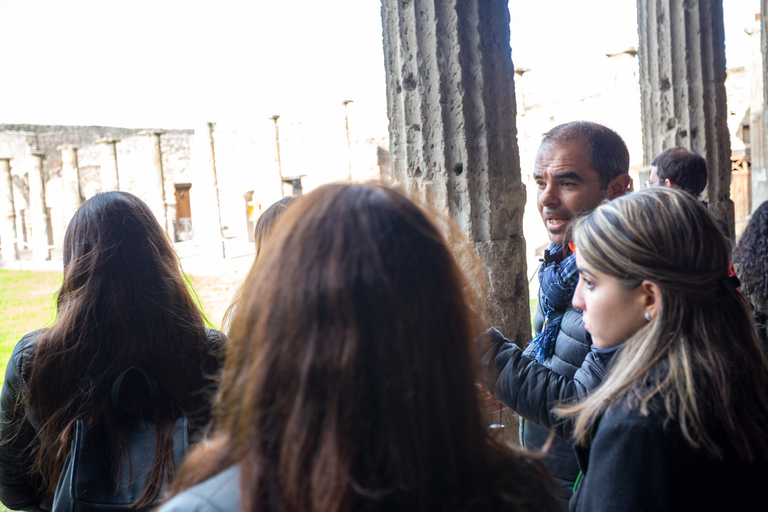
left=562, top=181, right=576, bottom=187
left=535, top=181, right=546, bottom=189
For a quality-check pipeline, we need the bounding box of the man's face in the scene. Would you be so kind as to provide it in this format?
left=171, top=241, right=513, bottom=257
left=534, top=141, right=608, bottom=245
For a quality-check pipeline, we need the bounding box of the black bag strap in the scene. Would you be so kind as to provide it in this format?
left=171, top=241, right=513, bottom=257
left=110, top=367, right=159, bottom=407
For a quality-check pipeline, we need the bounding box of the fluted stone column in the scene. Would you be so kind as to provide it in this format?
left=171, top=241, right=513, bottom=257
left=58, top=145, right=82, bottom=225
left=637, top=0, right=734, bottom=234
left=381, top=0, right=527, bottom=343
left=28, top=150, right=50, bottom=261
left=97, top=138, right=120, bottom=192
left=0, top=158, right=19, bottom=261
left=191, top=122, right=224, bottom=257
left=138, top=130, right=168, bottom=234
left=752, top=1, right=768, bottom=212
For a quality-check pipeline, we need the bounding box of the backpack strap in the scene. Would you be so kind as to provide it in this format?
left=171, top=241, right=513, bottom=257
left=110, top=367, right=159, bottom=406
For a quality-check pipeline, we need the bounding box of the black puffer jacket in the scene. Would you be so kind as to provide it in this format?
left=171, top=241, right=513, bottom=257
left=481, top=328, right=606, bottom=441
left=521, top=299, right=591, bottom=501
left=480, top=287, right=592, bottom=505
left=0, top=328, right=227, bottom=512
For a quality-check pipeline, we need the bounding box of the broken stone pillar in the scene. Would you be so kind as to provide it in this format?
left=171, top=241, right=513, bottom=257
left=96, top=138, right=120, bottom=192
left=637, top=0, right=734, bottom=235
left=28, top=150, right=50, bottom=261
left=191, top=122, right=224, bottom=257
left=58, top=145, right=82, bottom=225
left=138, top=130, right=168, bottom=235
left=0, top=158, right=19, bottom=261
left=381, top=0, right=527, bottom=342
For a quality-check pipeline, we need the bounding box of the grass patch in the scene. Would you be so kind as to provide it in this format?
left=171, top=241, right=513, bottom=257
left=0, top=270, right=62, bottom=388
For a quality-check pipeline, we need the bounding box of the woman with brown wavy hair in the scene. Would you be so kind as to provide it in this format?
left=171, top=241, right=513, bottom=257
left=159, top=183, right=559, bottom=512
left=0, top=192, right=226, bottom=511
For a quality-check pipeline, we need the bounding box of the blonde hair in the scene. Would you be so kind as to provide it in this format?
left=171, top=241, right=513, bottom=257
left=556, top=187, right=768, bottom=461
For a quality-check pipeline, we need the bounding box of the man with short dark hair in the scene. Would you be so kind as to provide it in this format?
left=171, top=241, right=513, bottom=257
left=647, top=147, right=729, bottom=237
left=648, top=147, right=708, bottom=197
left=481, top=121, right=631, bottom=505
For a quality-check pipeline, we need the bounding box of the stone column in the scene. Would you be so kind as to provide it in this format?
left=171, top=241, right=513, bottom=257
left=191, top=122, right=225, bottom=257
left=637, top=0, right=734, bottom=234
left=28, top=150, right=50, bottom=261
left=96, top=138, right=120, bottom=192
left=0, top=158, right=19, bottom=262
left=138, top=130, right=168, bottom=234
left=58, top=145, right=82, bottom=225
left=381, top=0, right=527, bottom=344
left=752, top=2, right=768, bottom=212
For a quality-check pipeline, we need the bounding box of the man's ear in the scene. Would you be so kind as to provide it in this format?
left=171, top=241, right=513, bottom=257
left=665, top=178, right=676, bottom=188
left=607, top=173, right=632, bottom=199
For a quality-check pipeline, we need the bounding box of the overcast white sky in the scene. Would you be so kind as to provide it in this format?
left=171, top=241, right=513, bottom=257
left=0, top=0, right=759, bottom=130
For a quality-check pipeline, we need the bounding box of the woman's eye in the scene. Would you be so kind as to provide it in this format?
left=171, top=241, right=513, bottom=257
left=583, top=279, right=594, bottom=290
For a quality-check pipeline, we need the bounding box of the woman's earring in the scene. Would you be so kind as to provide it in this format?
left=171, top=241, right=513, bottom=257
left=644, top=312, right=652, bottom=321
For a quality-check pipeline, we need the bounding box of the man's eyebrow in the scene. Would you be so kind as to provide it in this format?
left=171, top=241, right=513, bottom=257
left=553, top=171, right=583, bottom=181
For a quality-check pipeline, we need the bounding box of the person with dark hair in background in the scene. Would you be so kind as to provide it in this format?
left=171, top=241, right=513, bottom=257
left=221, top=195, right=294, bottom=332
left=159, top=183, right=560, bottom=512
left=0, top=192, right=226, bottom=512
left=648, top=147, right=730, bottom=238
left=481, top=121, right=631, bottom=505
left=648, top=146, right=708, bottom=197
left=733, top=200, right=768, bottom=344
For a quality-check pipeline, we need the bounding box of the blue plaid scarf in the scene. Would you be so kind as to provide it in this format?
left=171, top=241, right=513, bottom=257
left=529, top=244, right=579, bottom=363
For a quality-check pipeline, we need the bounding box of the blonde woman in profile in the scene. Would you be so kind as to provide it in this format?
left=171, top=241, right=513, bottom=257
left=552, top=188, right=768, bottom=511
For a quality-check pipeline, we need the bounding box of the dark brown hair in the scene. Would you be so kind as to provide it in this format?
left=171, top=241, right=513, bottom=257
left=733, top=200, right=768, bottom=339
left=651, top=147, right=708, bottom=197
left=542, top=121, right=629, bottom=188
left=26, top=191, right=214, bottom=507
left=169, top=183, right=556, bottom=512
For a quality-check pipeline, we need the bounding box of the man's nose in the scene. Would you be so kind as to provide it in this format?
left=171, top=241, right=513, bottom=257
left=538, top=183, right=559, bottom=207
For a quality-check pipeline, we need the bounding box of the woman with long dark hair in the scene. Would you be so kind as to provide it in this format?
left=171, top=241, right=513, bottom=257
left=732, top=200, right=768, bottom=344
left=159, top=183, right=559, bottom=512
left=0, top=192, right=226, bottom=511
left=554, top=188, right=768, bottom=511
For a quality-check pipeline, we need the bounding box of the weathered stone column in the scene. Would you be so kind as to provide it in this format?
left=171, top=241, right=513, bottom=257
left=637, top=0, right=734, bottom=234
left=381, top=0, right=527, bottom=344
left=751, top=2, right=768, bottom=212
left=28, top=150, right=50, bottom=261
left=58, top=145, right=82, bottom=224
left=191, top=122, right=224, bottom=257
left=138, top=130, right=168, bottom=234
left=96, top=138, right=120, bottom=192
left=0, top=158, right=19, bottom=261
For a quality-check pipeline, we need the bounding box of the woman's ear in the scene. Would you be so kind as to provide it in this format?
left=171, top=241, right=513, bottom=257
left=640, top=280, right=661, bottom=319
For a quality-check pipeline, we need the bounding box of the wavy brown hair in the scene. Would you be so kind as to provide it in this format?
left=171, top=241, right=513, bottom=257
left=168, top=183, right=557, bottom=512
left=25, top=192, right=215, bottom=507
left=556, top=188, right=768, bottom=461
